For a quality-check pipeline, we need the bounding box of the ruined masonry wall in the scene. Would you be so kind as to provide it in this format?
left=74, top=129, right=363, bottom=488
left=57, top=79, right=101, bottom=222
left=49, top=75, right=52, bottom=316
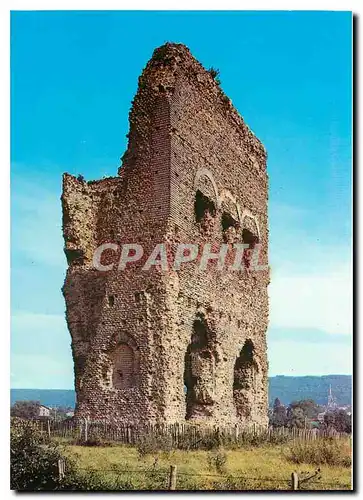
left=62, top=43, right=269, bottom=426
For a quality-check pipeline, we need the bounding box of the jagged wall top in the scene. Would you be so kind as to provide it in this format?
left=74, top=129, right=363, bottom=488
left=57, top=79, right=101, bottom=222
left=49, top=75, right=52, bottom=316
left=118, top=42, right=266, bottom=176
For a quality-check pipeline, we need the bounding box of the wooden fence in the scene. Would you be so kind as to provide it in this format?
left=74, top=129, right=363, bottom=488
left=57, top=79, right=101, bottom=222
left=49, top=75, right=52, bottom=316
left=36, top=420, right=348, bottom=447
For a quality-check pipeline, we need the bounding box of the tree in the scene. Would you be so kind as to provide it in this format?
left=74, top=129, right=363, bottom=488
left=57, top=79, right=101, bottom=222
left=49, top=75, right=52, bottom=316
left=11, top=417, right=133, bottom=491
left=323, top=411, right=335, bottom=429
left=270, top=398, right=287, bottom=428
left=335, top=410, right=352, bottom=433
left=11, top=417, right=62, bottom=490
left=286, top=407, right=306, bottom=428
left=289, top=399, right=321, bottom=420
left=324, top=410, right=351, bottom=433
left=11, top=401, right=40, bottom=420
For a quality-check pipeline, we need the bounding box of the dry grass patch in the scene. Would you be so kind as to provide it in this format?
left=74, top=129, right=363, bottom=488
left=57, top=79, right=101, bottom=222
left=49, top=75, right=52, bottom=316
left=286, top=437, right=352, bottom=467
left=63, top=440, right=352, bottom=491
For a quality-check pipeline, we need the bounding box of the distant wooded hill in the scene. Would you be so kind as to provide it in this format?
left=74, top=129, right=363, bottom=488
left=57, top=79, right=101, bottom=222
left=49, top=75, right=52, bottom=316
left=268, top=375, right=352, bottom=406
left=11, top=375, right=352, bottom=409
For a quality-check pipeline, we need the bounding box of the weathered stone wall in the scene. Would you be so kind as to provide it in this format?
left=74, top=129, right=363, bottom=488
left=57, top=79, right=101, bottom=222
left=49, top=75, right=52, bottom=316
left=62, top=43, right=269, bottom=426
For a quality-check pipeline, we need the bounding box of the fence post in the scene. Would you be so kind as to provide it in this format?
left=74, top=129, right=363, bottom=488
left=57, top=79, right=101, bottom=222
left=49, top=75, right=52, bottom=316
left=47, top=419, right=51, bottom=440
left=168, top=465, right=177, bottom=490
left=58, top=458, right=65, bottom=481
left=291, top=472, right=299, bottom=490
left=84, top=418, right=88, bottom=443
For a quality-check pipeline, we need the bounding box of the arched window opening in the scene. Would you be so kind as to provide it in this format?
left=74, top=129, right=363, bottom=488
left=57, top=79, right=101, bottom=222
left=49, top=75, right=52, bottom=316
left=242, top=229, right=259, bottom=269
left=194, top=190, right=216, bottom=224
left=242, top=229, right=259, bottom=246
left=112, top=343, right=135, bottom=389
left=65, top=248, right=85, bottom=266
left=222, top=212, right=240, bottom=243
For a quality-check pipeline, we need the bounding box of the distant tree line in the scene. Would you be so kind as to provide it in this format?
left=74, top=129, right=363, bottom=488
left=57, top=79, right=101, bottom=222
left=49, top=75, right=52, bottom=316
left=11, top=398, right=351, bottom=433
left=269, top=398, right=351, bottom=433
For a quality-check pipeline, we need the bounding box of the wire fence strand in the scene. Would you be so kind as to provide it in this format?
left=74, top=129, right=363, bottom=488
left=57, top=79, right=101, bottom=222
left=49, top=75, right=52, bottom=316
left=74, top=466, right=351, bottom=489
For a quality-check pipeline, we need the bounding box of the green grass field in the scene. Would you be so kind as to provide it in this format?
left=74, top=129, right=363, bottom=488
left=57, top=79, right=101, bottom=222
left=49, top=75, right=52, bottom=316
left=62, top=440, right=352, bottom=491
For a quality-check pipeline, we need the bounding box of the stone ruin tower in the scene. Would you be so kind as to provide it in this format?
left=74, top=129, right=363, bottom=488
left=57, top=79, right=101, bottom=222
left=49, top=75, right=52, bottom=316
left=62, top=43, right=269, bottom=427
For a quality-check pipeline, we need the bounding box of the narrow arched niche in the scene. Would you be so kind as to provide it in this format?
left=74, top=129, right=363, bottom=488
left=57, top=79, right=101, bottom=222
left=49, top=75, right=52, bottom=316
left=190, top=316, right=209, bottom=351
left=184, top=314, right=216, bottom=420
left=233, top=340, right=259, bottom=419
left=111, top=342, right=136, bottom=389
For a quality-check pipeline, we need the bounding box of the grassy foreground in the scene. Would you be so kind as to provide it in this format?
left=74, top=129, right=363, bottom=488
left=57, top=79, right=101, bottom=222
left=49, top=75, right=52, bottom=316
left=62, top=440, right=352, bottom=491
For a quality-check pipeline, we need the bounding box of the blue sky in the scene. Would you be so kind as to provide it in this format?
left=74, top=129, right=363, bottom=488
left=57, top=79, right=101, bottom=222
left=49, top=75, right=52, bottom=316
left=11, top=11, right=352, bottom=389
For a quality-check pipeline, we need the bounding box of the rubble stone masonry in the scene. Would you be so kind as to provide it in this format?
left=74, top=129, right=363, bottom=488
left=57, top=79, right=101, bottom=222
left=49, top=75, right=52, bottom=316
left=61, top=43, right=270, bottom=427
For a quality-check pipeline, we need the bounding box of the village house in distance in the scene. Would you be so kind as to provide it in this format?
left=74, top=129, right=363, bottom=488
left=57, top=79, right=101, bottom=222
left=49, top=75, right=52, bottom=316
left=61, top=43, right=270, bottom=427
